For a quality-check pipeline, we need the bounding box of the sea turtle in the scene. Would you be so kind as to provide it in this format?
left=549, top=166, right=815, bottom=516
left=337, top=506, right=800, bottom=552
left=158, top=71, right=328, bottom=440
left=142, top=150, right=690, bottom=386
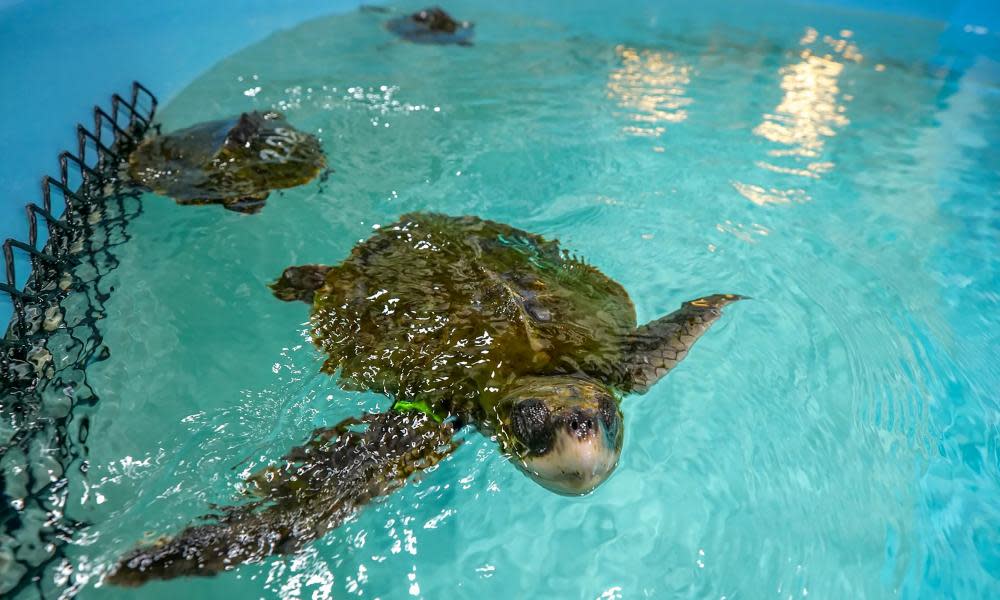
left=109, top=212, right=743, bottom=585
left=385, top=6, right=475, bottom=46
left=128, top=111, right=326, bottom=214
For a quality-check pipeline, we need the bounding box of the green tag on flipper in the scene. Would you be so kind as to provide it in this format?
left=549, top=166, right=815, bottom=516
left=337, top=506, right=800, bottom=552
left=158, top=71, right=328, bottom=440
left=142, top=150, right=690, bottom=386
left=392, top=399, right=445, bottom=422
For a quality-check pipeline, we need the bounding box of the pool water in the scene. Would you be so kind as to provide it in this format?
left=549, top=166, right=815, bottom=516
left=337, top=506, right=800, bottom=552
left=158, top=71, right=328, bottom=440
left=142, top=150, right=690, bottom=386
left=6, top=0, right=999, bottom=597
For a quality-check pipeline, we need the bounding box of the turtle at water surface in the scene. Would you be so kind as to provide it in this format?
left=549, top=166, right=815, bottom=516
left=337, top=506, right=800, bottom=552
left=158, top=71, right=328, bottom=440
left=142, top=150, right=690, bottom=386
left=109, top=213, right=743, bottom=585
left=275, top=213, right=745, bottom=492
left=385, top=6, right=475, bottom=45
left=128, top=111, right=325, bottom=214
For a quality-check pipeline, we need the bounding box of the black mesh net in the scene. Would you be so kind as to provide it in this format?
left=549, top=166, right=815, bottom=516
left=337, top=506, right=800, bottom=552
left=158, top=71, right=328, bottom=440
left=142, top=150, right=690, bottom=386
left=0, top=82, right=157, bottom=597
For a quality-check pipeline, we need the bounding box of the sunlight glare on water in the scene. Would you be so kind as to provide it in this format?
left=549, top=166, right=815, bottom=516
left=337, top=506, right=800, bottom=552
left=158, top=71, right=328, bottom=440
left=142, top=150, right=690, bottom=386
left=5, top=0, right=997, bottom=598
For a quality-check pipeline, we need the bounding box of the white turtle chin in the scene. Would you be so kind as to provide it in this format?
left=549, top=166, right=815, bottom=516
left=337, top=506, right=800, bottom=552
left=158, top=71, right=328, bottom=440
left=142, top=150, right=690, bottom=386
left=521, top=430, right=620, bottom=496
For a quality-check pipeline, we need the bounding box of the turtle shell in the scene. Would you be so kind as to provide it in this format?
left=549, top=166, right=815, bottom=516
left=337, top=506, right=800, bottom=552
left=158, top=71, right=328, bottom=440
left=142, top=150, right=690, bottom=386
left=128, top=111, right=325, bottom=213
left=309, top=213, right=636, bottom=416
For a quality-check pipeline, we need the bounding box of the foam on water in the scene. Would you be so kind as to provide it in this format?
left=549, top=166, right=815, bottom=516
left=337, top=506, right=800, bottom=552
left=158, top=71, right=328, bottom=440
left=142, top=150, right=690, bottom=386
left=6, top=0, right=998, bottom=597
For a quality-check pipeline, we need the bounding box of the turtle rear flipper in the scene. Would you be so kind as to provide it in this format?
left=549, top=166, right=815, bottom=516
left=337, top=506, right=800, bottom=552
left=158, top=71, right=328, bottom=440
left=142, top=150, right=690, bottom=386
left=107, top=411, right=459, bottom=587
left=174, top=193, right=270, bottom=214
left=222, top=193, right=270, bottom=214
left=617, top=294, right=746, bottom=393
left=270, top=264, right=333, bottom=303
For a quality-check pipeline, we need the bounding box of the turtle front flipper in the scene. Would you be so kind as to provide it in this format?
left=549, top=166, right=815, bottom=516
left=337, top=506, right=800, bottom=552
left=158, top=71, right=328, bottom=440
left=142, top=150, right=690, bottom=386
left=617, top=294, right=746, bottom=393
left=107, top=411, right=460, bottom=587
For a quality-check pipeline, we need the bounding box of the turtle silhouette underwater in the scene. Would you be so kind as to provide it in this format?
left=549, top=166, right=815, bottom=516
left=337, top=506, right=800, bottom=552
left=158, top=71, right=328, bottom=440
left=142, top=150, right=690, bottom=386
left=385, top=6, right=475, bottom=45
left=128, top=111, right=326, bottom=214
left=108, top=213, right=743, bottom=585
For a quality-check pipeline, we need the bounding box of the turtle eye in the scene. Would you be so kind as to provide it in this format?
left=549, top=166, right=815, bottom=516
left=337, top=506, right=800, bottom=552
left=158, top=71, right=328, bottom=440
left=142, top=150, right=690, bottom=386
left=511, top=399, right=552, bottom=454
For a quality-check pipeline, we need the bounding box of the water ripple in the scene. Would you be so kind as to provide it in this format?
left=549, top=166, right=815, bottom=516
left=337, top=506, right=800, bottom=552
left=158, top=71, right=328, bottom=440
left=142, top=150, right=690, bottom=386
left=4, top=3, right=996, bottom=599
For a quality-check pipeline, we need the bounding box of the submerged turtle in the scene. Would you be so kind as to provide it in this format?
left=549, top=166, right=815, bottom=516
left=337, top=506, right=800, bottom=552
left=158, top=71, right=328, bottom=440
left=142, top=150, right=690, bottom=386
left=109, top=213, right=743, bottom=585
left=128, top=111, right=325, bottom=214
left=385, top=6, right=474, bottom=45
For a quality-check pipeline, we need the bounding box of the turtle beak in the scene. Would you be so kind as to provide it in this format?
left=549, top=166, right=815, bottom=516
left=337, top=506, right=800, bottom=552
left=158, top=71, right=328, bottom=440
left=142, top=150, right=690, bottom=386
left=521, top=407, right=622, bottom=495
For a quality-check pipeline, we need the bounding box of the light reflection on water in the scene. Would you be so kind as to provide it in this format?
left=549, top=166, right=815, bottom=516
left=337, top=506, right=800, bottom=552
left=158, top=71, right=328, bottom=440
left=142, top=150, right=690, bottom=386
left=734, top=27, right=859, bottom=205
left=2, top=1, right=998, bottom=598
left=606, top=45, right=692, bottom=138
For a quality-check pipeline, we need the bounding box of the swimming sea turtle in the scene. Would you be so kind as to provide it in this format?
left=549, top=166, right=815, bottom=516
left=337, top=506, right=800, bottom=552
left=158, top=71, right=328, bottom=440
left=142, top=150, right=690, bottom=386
left=128, top=111, right=325, bottom=214
left=385, top=6, right=474, bottom=45
left=109, top=212, right=742, bottom=585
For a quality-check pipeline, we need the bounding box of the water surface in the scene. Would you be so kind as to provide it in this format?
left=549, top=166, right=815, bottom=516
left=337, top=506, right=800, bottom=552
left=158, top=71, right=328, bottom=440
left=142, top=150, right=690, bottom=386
left=5, top=0, right=999, bottom=598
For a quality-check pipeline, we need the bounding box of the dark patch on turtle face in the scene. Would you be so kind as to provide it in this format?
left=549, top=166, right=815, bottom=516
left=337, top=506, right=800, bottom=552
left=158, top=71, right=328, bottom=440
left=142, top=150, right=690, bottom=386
left=510, top=398, right=554, bottom=453
left=386, top=6, right=474, bottom=46
left=128, top=111, right=326, bottom=214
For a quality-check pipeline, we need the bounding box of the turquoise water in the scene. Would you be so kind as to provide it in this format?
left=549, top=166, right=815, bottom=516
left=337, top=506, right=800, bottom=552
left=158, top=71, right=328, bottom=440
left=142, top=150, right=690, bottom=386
left=5, top=0, right=999, bottom=597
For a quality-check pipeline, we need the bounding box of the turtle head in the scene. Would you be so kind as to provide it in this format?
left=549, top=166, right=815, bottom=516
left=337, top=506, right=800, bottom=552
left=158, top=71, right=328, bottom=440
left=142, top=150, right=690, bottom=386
left=500, top=376, right=623, bottom=496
